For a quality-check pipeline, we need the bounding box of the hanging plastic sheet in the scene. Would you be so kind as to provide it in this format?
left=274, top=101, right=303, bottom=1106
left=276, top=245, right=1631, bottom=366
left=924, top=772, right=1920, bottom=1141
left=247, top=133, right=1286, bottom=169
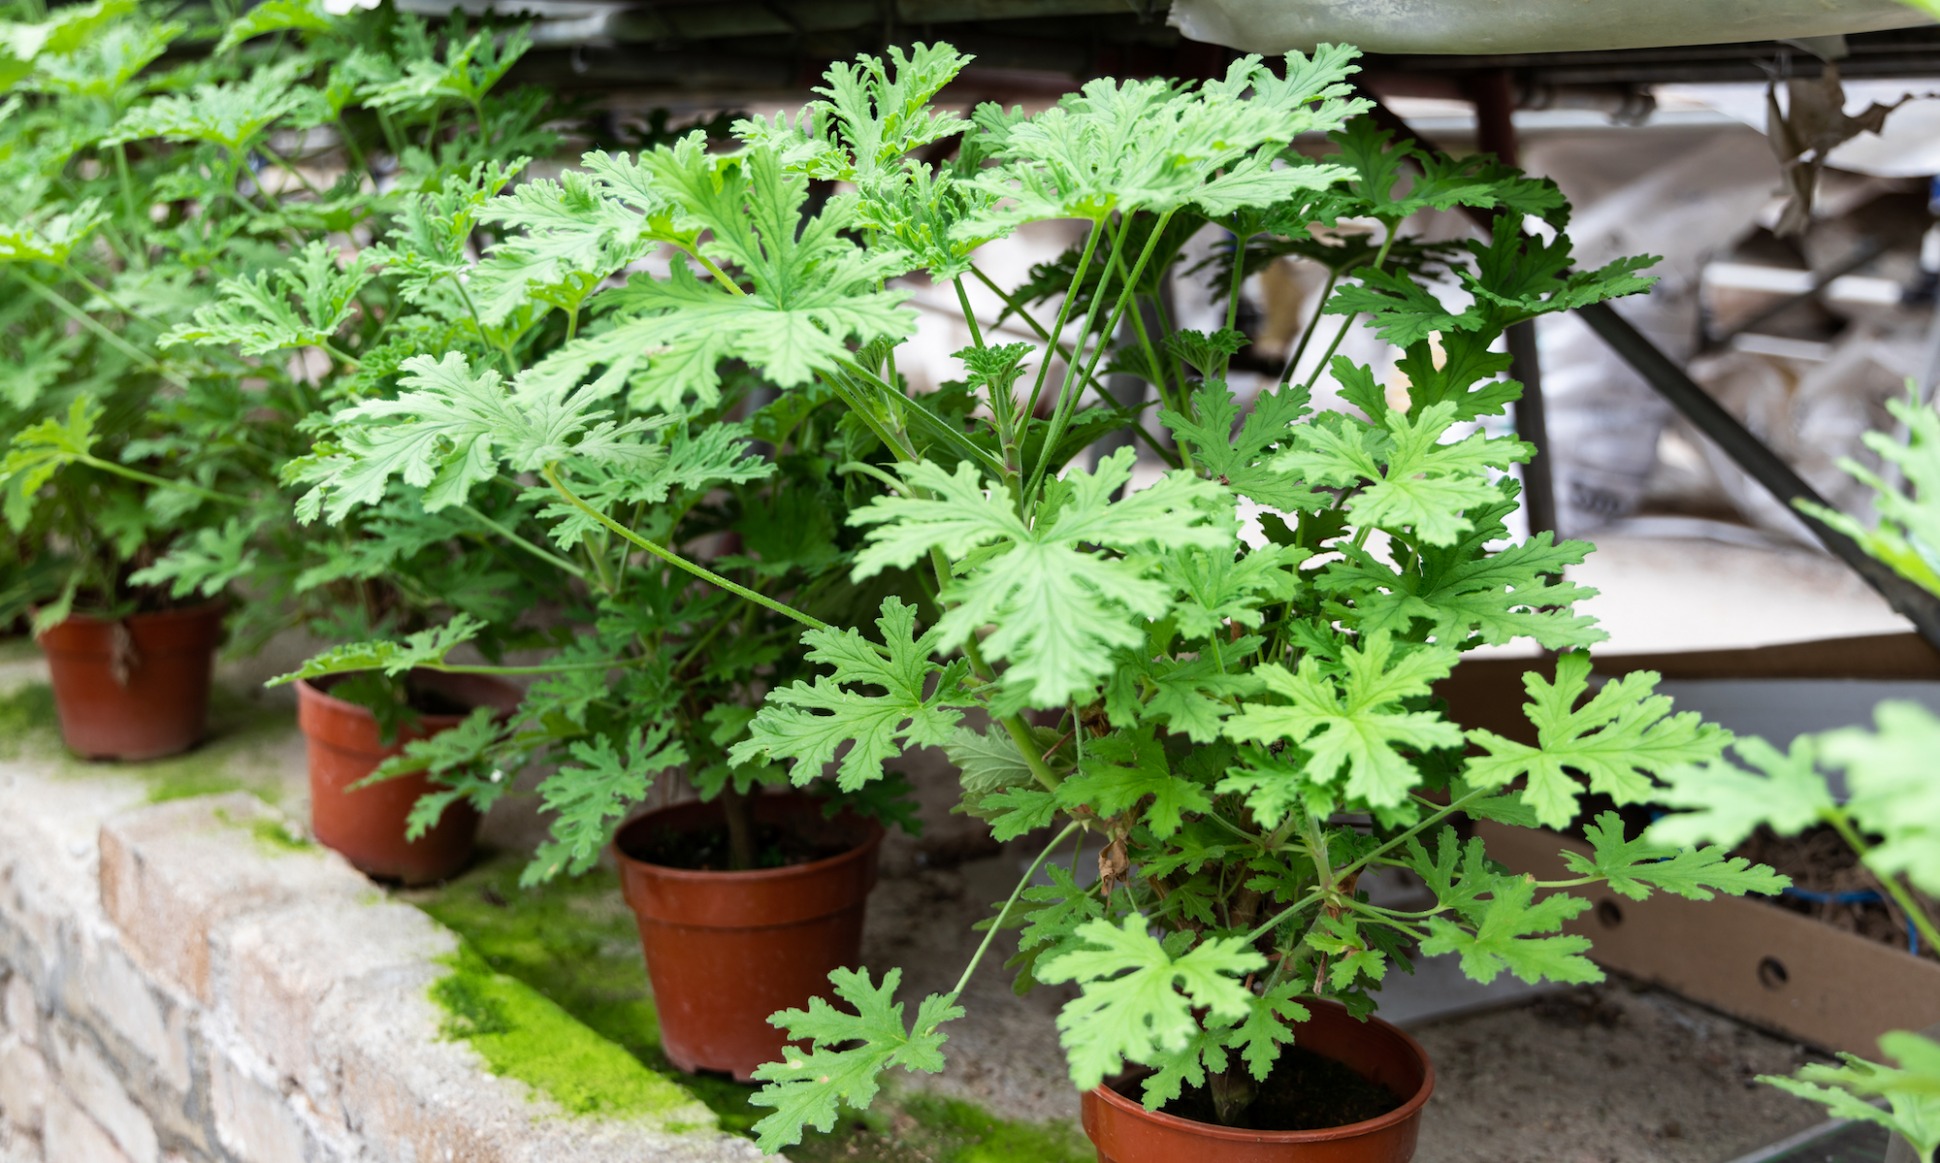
left=1167, top=0, right=1930, bottom=56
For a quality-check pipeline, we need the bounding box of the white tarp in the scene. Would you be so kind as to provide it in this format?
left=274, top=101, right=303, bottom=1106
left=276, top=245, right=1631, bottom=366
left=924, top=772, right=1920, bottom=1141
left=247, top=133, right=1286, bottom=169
left=1167, top=0, right=1930, bottom=56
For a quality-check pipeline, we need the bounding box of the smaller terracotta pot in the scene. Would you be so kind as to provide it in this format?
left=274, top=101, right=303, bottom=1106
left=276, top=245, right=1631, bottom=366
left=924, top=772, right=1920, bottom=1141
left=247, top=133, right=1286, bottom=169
left=38, top=604, right=225, bottom=761
left=614, top=795, right=883, bottom=1081
left=296, top=671, right=520, bottom=886
left=1082, top=1001, right=1434, bottom=1163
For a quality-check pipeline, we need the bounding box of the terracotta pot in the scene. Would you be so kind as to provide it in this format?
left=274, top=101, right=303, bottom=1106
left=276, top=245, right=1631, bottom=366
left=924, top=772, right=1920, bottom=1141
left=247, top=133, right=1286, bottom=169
left=614, top=795, right=883, bottom=1080
left=1082, top=1001, right=1434, bottom=1163
left=38, top=604, right=225, bottom=761
left=296, top=670, right=520, bottom=886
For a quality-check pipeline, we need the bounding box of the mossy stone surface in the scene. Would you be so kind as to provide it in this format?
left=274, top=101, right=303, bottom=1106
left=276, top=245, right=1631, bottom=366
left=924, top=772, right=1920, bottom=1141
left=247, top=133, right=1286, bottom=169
left=430, top=942, right=709, bottom=1124
left=0, top=679, right=300, bottom=805
left=413, top=854, right=1092, bottom=1162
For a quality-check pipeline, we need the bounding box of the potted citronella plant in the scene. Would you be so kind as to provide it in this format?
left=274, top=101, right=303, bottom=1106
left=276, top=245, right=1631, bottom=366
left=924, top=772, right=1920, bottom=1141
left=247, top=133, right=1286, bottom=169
left=272, top=120, right=931, bottom=1065
left=152, top=4, right=578, bottom=882
left=0, top=0, right=317, bottom=758
left=280, top=39, right=1788, bottom=1155
left=1646, top=392, right=1940, bottom=1163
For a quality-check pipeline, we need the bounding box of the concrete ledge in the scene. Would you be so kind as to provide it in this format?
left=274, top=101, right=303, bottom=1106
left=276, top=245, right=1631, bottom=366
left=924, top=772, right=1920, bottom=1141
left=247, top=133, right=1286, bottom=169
left=0, top=761, right=767, bottom=1163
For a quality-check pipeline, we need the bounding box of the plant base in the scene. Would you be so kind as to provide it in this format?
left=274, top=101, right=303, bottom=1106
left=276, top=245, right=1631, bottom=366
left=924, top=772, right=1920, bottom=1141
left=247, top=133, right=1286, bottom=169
left=614, top=794, right=882, bottom=1081
left=296, top=671, right=519, bottom=886
left=39, top=604, right=224, bottom=761
left=1081, top=1001, right=1433, bottom=1163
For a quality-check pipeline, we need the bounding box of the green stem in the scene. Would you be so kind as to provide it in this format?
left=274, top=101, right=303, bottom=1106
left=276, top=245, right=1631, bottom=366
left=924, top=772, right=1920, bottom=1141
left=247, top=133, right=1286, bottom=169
left=1021, top=219, right=1105, bottom=427
left=1027, top=209, right=1174, bottom=503
left=1218, top=221, right=1249, bottom=381
left=673, top=243, right=747, bottom=297
left=968, top=263, right=1179, bottom=468
left=1278, top=267, right=1338, bottom=387
left=1337, top=787, right=1492, bottom=882
left=1826, top=809, right=1940, bottom=954
left=949, top=822, right=1081, bottom=999
left=543, top=464, right=827, bottom=633
left=15, top=274, right=180, bottom=384
left=1300, top=227, right=1398, bottom=397
left=953, top=275, right=986, bottom=350
left=77, top=455, right=245, bottom=507
left=835, top=460, right=909, bottom=496
left=412, top=657, right=636, bottom=677
left=463, top=505, right=585, bottom=579
left=1245, top=890, right=1323, bottom=943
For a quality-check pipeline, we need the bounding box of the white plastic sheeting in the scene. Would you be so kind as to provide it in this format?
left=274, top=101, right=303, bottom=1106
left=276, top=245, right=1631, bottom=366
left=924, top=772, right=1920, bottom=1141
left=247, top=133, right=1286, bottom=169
left=1167, top=0, right=1930, bottom=56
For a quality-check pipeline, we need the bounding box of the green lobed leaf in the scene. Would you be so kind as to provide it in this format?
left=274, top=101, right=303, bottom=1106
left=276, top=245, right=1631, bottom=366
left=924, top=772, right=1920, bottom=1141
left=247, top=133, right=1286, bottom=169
left=729, top=597, right=974, bottom=790
left=850, top=448, right=1230, bottom=706
left=749, top=968, right=964, bottom=1151
left=1418, top=875, right=1598, bottom=986
left=1224, top=633, right=1463, bottom=808
left=1464, top=652, right=1730, bottom=829
left=1037, top=915, right=1265, bottom=1093
left=1566, top=811, right=1787, bottom=901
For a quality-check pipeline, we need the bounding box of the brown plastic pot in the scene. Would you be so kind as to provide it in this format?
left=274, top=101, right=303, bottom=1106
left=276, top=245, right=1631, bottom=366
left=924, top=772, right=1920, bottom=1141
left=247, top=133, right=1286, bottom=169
left=614, top=795, right=883, bottom=1081
left=1082, top=1000, right=1434, bottom=1163
left=296, top=670, right=520, bottom=886
left=38, top=604, right=225, bottom=761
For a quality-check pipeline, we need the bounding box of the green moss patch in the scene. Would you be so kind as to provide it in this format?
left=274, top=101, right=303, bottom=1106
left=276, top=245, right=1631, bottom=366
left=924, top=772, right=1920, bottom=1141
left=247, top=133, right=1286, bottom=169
left=0, top=679, right=298, bottom=804
left=0, top=682, right=57, bottom=761
left=430, top=942, right=703, bottom=1122
left=412, top=854, right=1091, bottom=1162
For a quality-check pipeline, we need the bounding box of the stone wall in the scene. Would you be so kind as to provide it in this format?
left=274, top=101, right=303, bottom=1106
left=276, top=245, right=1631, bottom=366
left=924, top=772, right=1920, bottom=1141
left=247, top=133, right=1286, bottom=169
left=0, top=768, right=765, bottom=1163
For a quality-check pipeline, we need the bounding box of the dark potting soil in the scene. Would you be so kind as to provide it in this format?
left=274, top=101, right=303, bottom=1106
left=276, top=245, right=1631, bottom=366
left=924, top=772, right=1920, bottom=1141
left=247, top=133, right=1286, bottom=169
left=1736, top=826, right=1939, bottom=963
left=618, top=820, right=850, bottom=872
left=405, top=684, right=474, bottom=717
left=1120, top=1046, right=1402, bottom=1132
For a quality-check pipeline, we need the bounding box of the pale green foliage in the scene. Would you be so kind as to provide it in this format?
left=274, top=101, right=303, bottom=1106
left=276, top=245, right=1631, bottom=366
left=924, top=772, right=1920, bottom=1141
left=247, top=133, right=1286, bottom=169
left=731, top=597, right=974, bottom=790
left=128, top=516, right=259, bottom=597
left=215, top=0, right=332, bottom=55
left=0, top=199, right=105, bottom=264
left=522, top=139, right=915, bottom=407
left=1819, top=702, right=1940, bottom=895
left=269, top=616, right=484, bottom=685
left=104, top=62, right=304, bottom=152
left=1762, top=1033, right=1940, bottom=1163
left=971, top=46, right=1368, bottom=221
left=1566, top=812, right=1787, bottom=901
left=1036, top=916, right=1265, bottom=1091
left=294, top=353, right=660, bottom=521
left=1464, top=652, right=1730, bottom=828
left=352, top=23, right=530, bottom=116
left=527, top=727, right=687, bottom=883
left=749, top=969, right=963, bottom=1150
left=1419, top=872, right=1597, bottom=985
left=1277, top=401, right=1528, bottom=547
left=1, top=397, right=101, bottom=528
left=1226, top=634, right=1462, bottom=808
left=0, top=0, right=135, bottom=85
left=1646, top=736, right=1835, bottom=849
left=1799, top=392, right=1940, bottom=597
left=162, top=241, right=374, bottom=355
left=850, top=448, right=1229, bottom=704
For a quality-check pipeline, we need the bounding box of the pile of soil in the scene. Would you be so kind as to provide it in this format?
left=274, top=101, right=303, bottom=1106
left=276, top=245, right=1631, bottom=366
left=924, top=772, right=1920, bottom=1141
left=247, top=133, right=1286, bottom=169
left=619, top=819, right=850, bottom=872
left=1118, top=1046, right=1402, bottom=1132
left=1736, top=825, right=1938, bottom=963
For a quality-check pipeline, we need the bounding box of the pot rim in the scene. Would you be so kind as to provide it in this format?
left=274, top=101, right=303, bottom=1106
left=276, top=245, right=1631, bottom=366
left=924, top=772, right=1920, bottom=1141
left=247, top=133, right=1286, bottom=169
left=35, top=599, right=227, bottom=637
left=1086, top=1005, right=1436, bottom=1144
left=611, top=795, right=884, bottom=886
left=295, top=670, right=517, bottom=731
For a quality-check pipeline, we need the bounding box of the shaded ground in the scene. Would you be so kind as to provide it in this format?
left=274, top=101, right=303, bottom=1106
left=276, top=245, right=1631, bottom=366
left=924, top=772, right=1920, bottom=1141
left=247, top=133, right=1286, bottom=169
left=1410, top=983, right=1826, bottom=1163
